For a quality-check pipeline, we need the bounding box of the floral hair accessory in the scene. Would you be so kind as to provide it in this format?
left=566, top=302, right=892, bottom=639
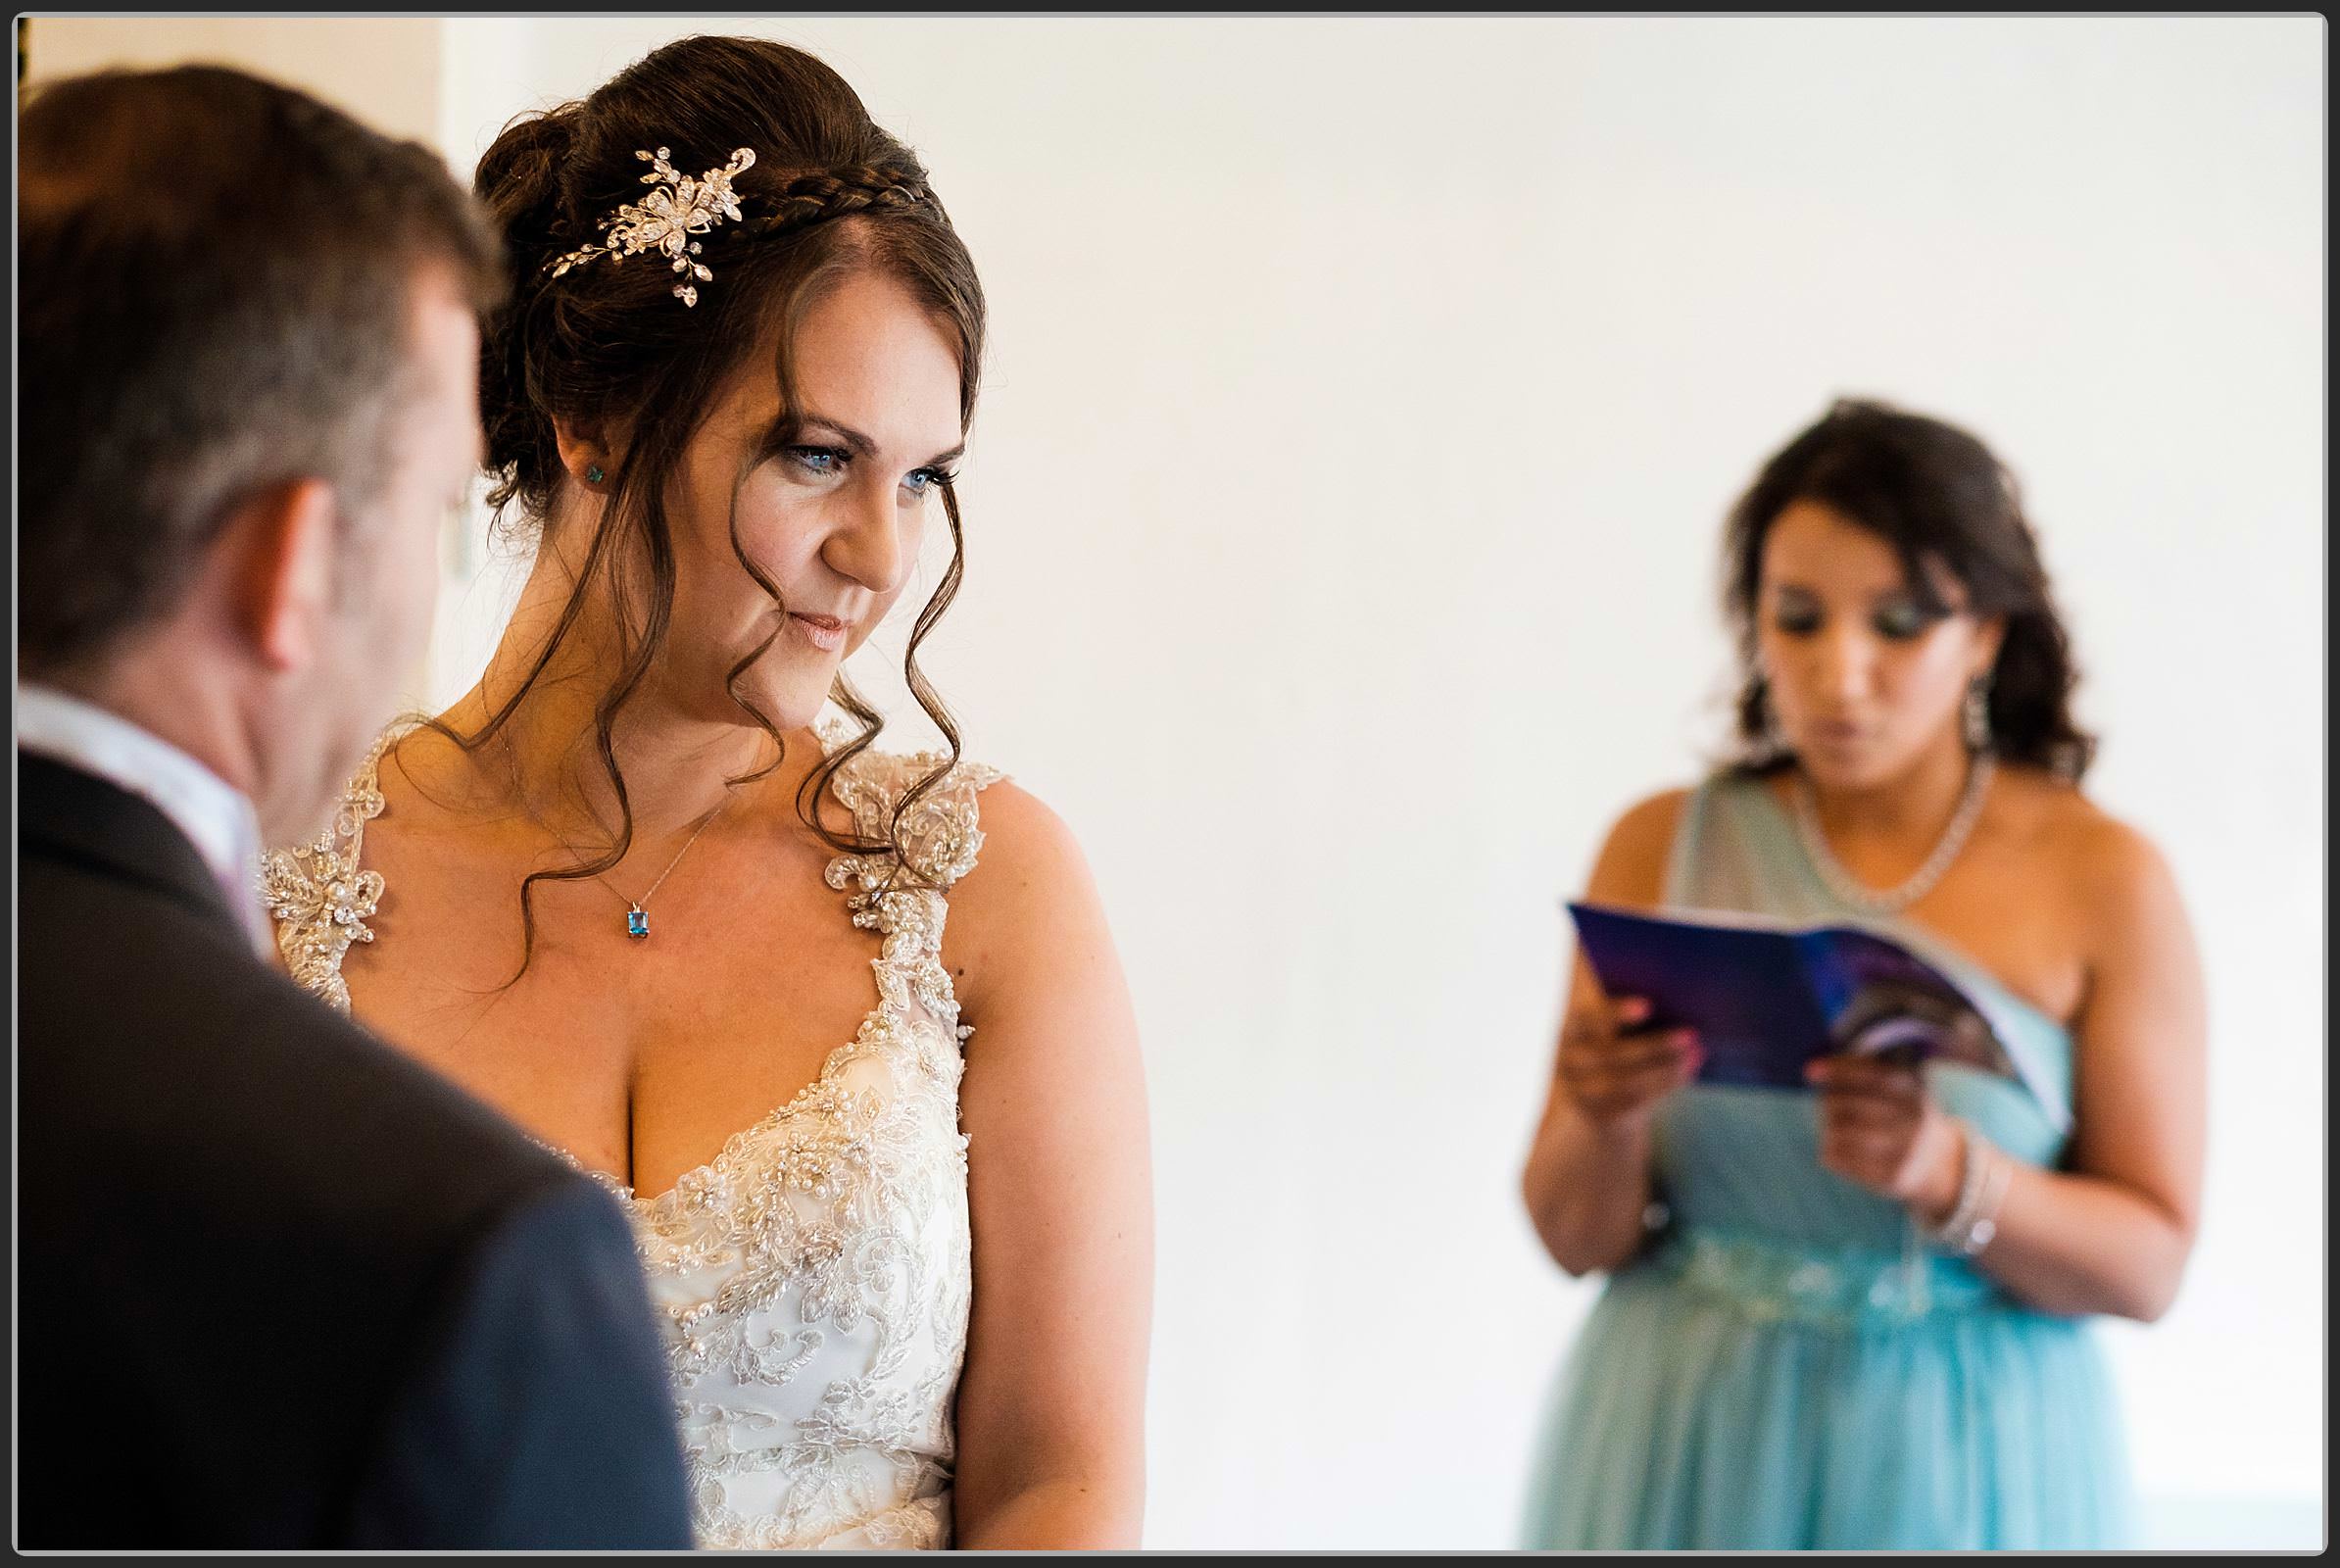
left=548, top=145, right=756, bottom=307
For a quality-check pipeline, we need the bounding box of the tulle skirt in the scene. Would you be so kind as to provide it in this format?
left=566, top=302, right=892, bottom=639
left=1520, top=1229, right=2135, bottom=1550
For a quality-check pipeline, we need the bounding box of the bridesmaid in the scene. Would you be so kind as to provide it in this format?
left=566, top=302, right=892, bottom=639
left=1517, top=398, right=2205, bottom=1548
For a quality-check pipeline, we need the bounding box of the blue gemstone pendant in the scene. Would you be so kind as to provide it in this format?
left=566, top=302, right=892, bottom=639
left=626, top=906, right=650, bottom=939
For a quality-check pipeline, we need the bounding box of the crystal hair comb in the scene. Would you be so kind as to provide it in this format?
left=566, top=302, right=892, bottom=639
left=547, top=146, right=756, bottom=307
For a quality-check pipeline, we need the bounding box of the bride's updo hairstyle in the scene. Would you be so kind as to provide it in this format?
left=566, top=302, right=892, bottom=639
left=452, top=35, right=987, bottom=958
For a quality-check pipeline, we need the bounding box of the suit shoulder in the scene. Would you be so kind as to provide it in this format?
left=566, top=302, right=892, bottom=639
left=216, top=971, right=584, bottom=1222
left=23, top=881, right=580, bottom=1260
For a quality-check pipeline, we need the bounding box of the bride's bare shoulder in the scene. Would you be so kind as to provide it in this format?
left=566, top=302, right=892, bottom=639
left=948, top=777, right=1089, bottom=912
left=934, top=776, right=1110, bottom=1012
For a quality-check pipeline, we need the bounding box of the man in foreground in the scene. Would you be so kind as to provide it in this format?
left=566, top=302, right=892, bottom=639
left=16, top=65, right=692, bottom=1548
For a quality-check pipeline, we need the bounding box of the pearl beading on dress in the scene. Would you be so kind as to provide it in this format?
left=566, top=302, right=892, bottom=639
left=261, top=720, right=1004, bottom=1548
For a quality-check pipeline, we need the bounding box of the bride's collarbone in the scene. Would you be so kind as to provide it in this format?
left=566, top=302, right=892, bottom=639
left=345, top=891, right=887, bottom=1052
left=353, top=797, right=853, bottom=973
left=337, top=838, right=897, bottom=1182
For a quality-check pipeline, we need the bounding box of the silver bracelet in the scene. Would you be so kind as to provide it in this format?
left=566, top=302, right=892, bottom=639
left=1921, top=1119, right=2010, bottom=1255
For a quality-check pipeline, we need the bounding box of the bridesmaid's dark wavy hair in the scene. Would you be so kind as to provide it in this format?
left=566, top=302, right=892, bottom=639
left=1722, top=398, right=2096, bottom=781
left=419, top=34, right=986, bottom=978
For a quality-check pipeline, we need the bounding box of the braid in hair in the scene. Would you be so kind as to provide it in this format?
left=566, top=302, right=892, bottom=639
left=447, top=34, right=988, bottom=987
left=750, top=164, right=932, bottom=232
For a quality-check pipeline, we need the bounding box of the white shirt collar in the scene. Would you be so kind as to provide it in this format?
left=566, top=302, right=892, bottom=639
left=17, top=682, right=274, bottom=957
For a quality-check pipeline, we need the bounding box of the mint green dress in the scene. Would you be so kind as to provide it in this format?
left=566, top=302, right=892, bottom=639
left=1520, top=771, right=2135, bottom=1549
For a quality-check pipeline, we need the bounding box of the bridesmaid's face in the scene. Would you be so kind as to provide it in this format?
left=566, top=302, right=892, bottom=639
left=659, top=269, right=965, bottom=733
left=1755, top=500, right=2003, bottom=789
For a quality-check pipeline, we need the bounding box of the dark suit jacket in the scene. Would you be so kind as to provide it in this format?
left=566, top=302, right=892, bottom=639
left=15, top=751, right=695, bottom=1549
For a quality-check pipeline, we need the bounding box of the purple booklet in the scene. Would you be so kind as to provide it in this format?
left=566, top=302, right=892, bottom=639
left=1566, top=901, right=2065, bottom=1124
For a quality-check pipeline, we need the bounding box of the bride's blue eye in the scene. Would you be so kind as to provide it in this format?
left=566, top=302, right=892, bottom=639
left=785, top=445, right=848, bottom=477
left=902, top=466, right=956, bottom=498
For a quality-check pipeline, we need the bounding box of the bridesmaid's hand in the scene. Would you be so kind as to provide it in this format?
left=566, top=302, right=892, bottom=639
left=1805, top=1054, right=1964, bottom=1220
left=1555, top=994, right=1702, bottom=1130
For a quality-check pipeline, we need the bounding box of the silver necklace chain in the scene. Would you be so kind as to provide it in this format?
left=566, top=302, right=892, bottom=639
left=1791, top=750, right=1997, bottom=915
left=592, top=789, right=740, bottom=938
left=486, top=723, right=755, bottom=940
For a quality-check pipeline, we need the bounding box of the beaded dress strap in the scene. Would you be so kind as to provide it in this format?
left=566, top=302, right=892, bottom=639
left=262, top=720, right=1005, bottom=1016
left=259, top=727, right=402, bottom=1013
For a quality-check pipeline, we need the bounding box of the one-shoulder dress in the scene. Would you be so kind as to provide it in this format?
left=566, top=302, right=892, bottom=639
left=1520, top=770, right=2134, bottom=1549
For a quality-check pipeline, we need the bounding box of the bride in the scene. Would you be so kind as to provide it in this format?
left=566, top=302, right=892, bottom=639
left=264, top=34, right=1150, bottom=1549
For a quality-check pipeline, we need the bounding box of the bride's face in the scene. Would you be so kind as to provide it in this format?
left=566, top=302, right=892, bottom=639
left=657, top=269, right=965, bottom=733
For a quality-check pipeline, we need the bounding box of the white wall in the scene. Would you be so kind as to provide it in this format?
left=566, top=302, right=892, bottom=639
left=22, top=16, right=441, bottom=143
left=29, top=15, right=2324, bottom=1550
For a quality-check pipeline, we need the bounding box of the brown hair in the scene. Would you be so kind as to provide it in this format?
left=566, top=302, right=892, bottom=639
left=18, top=65, right=503, bottom=674
left=1722, top=397, right=2096, bottom=780
left=446, top=34, right=988, bottom=973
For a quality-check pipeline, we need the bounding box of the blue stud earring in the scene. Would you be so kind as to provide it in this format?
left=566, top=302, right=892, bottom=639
left=585, top=464, right=606, bottom=485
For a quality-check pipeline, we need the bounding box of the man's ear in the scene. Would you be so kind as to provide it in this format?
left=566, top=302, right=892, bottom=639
left=226, top=477, right=340, bottom=673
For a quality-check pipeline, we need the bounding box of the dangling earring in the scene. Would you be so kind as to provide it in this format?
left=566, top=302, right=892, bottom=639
left=584, top=464, right=606, bottom=486
left=1963, top=673, right=1994, bottom=753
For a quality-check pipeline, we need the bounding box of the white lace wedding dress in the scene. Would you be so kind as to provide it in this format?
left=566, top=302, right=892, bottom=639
left=263, top=721, right=1002, bottom=1549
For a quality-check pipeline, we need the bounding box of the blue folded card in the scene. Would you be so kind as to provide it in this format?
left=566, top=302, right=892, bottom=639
left=1565, top=901, right=2065, bottom=1123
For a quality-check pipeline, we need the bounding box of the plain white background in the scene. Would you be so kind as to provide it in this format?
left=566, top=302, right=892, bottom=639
left=27, top=15, right=2325, bottom=1550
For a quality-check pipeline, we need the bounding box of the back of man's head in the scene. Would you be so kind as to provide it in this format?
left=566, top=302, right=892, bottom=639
left=18, top=64, right=505, bottom=679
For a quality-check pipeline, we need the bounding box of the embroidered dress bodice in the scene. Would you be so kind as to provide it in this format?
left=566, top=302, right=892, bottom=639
left=262, top=722, right=1003, bottom=1549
